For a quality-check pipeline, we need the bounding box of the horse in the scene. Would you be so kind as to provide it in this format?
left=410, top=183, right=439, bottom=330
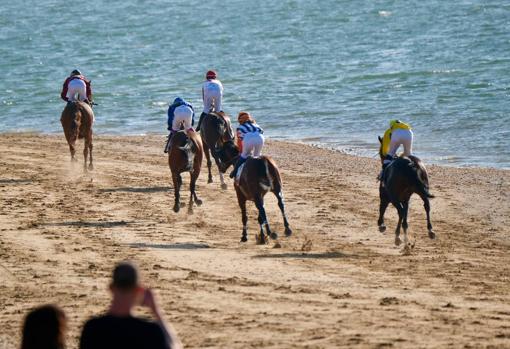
left=377, top=136, right=435, bottom=252
left=168, top=130, right=203, bottom=214
left=60, top=101, right=94, bottom=171
left=199, top=111, right=235, bottom=190
left=233, top=155, right=292, bottom=244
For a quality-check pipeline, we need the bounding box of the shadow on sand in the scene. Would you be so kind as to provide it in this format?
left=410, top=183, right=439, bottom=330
left=128, top=242, right=210, bottom=250
left=42, top=220, right=131, bottom=228
left=0, top=179, right=32, bottom=185
left=98, top=186, right=170, bottom=193
left=253, top=251, right=347, bottom=259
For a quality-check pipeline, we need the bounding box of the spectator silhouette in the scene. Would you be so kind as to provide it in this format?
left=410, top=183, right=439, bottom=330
left=21, top=304, right=67, bottom=349
left=79, top=261, right=182, bottom=349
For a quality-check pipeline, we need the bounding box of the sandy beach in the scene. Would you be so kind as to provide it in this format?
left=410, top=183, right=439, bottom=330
left=0, top=133, right=509, bottom=348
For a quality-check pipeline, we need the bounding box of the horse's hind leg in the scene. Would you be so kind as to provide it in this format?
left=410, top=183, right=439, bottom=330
left=378, top=185, right=390, bottom=233
left=172, top=173, right=183, bottom=213
left=188, top=171, right=202, bottom=214
left=236, top=191, right=248, bottom=242
left=274, top=190, right=292, bottom=237
left=393, top=202, right=403, bottom=246
left=88, top=136, right=94, bottom=171
left=255, top=197, right=276, bottom=243
left=83, top=139, right=89, bottom=172
left=204, top=143, right=213, bottom=184
left=402, top=201, right=412, bottom=253
left=421, top=194, right=435, bottom=239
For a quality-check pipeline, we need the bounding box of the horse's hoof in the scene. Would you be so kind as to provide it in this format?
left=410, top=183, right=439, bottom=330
left=88, top=164, right=94, bottom=171
left=208, top=178, right=213, bottom=184
left=379, top=225, right=386, bottom=233
left=284, top=227, right=292, bottom=237
left=395, top=237, right=401, bottom=246
left=270, top=232, right=278, bottom=240
left=173, top=206, right=180, bottom=213
left=221, top=183, right=228, bottom=190
left=428, top=230, right=436, bottom=239
left=256, top=234, right=266, bottom=245
left=240, top=236, right=247, bottom=243
left=195, top=198, right=203, bottom=206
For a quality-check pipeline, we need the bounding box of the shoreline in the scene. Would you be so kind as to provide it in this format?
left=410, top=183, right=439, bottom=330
left=2, top=131, right=508, bottom=172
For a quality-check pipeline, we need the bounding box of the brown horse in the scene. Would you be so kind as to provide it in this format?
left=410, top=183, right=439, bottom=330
left=234, top=156, right=292, bottom=244
left=168, top=130, right=203, bottom=213
left=60, top=101, right=94, bottom=171
left=377, top=136, right=435, bottom=252
left=199, top=111, right=235, bottom=190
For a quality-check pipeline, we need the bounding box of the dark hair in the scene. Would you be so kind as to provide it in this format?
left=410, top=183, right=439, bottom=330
left=21, top=305, right=66, bottom=349
left=112, top=261, right=139, bottom=290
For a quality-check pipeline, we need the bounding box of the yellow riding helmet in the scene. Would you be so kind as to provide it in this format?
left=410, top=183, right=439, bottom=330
left=238, top=111, right=253, bottom=124
left=389, top=119, right=401, bottom=127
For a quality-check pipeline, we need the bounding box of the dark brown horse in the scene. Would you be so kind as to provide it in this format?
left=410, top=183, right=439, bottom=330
left=60, top=101, right=94, bottom=171
left=168, top=130, right=203, bottom=213
left=199, top=112, right=235, bottom=190
left=234, top=156, right=292, bottom=244
left=377, top=136, right=435, bottom=252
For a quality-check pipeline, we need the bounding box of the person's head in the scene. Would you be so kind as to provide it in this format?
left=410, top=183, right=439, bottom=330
left=389, top=119, right=401, bottom=128
left=71, top=69, right=81, bottom=76
left=238, top=111, right=254, bottom=125
left=109, top=261, right=142, bottom=307
left=21, top=304, right=66, bottom=349
left=205, top=70, right=217, bottom=80
left=173, top=97, right=184, bottom=105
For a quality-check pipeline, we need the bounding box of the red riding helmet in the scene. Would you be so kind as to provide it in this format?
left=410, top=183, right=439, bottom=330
left=206, top=70, right=217, bottom=80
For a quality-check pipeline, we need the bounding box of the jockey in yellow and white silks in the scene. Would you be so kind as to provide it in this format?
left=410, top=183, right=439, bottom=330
left=381, top=119, right=413, bottom=168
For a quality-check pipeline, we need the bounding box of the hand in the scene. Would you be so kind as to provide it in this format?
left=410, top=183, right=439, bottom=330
left=141, top=288, right=161, bottom=317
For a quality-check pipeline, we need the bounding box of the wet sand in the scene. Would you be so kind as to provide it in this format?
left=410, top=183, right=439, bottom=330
left=0, top=133, right=509, bottom=348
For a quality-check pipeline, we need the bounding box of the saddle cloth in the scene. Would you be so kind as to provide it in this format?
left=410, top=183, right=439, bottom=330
left=235, top=163, right=246, bottom=184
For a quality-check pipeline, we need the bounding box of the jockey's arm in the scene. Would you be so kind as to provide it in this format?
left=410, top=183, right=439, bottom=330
left=60, top=78, right=69, bottom=101
left=236, top=131, right=243, bottom=153
left=85, top=80, right=92, bottom=102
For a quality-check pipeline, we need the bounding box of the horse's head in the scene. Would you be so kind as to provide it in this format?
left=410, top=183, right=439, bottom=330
left=216, top=140, right=240, bottom=172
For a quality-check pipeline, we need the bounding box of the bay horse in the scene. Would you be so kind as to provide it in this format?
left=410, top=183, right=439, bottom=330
left=199, top=111, right=235, bottom=190
left=168, top=130, right=203, bottom=214
left=234, top=156, right=292, bottom=244
left=377, top=136, right=435, bottom=252
left=60, top=101, right=94, bottom=171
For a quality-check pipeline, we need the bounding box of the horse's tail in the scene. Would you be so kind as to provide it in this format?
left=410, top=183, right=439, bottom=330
left=64, top=102, right=82, bottom=142
left=263, top=156, right=282, bottom=193
left=179, top=136, right=197, bottom=171
left=408, top=156, right=434, bottom=198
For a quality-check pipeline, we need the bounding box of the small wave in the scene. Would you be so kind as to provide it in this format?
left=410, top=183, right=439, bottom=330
left=378, top=11, right=392, bottom=17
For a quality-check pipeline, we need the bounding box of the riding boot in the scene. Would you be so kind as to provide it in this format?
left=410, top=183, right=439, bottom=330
left=164, top=131, right=174, bottom=153
left=230, top=157, right=246, bottom=179
left=195, top=112, right=207, bottom=132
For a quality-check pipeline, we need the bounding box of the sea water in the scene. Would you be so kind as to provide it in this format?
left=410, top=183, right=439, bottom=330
left=0, top=0, right=509, bottom=168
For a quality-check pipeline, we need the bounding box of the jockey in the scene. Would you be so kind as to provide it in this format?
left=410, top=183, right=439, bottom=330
left=164, top=97, right=195, bottom=153
left=60, top=70, right=92, bottom=103
left=196, top=70, right=223, bottom=131
left=230, top=111, right=264, bottom=178
left=379, top=119, right=413, bottom=177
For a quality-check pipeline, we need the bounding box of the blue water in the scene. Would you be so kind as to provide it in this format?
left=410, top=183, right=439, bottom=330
left=1, top=0, right=509, bottom=168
